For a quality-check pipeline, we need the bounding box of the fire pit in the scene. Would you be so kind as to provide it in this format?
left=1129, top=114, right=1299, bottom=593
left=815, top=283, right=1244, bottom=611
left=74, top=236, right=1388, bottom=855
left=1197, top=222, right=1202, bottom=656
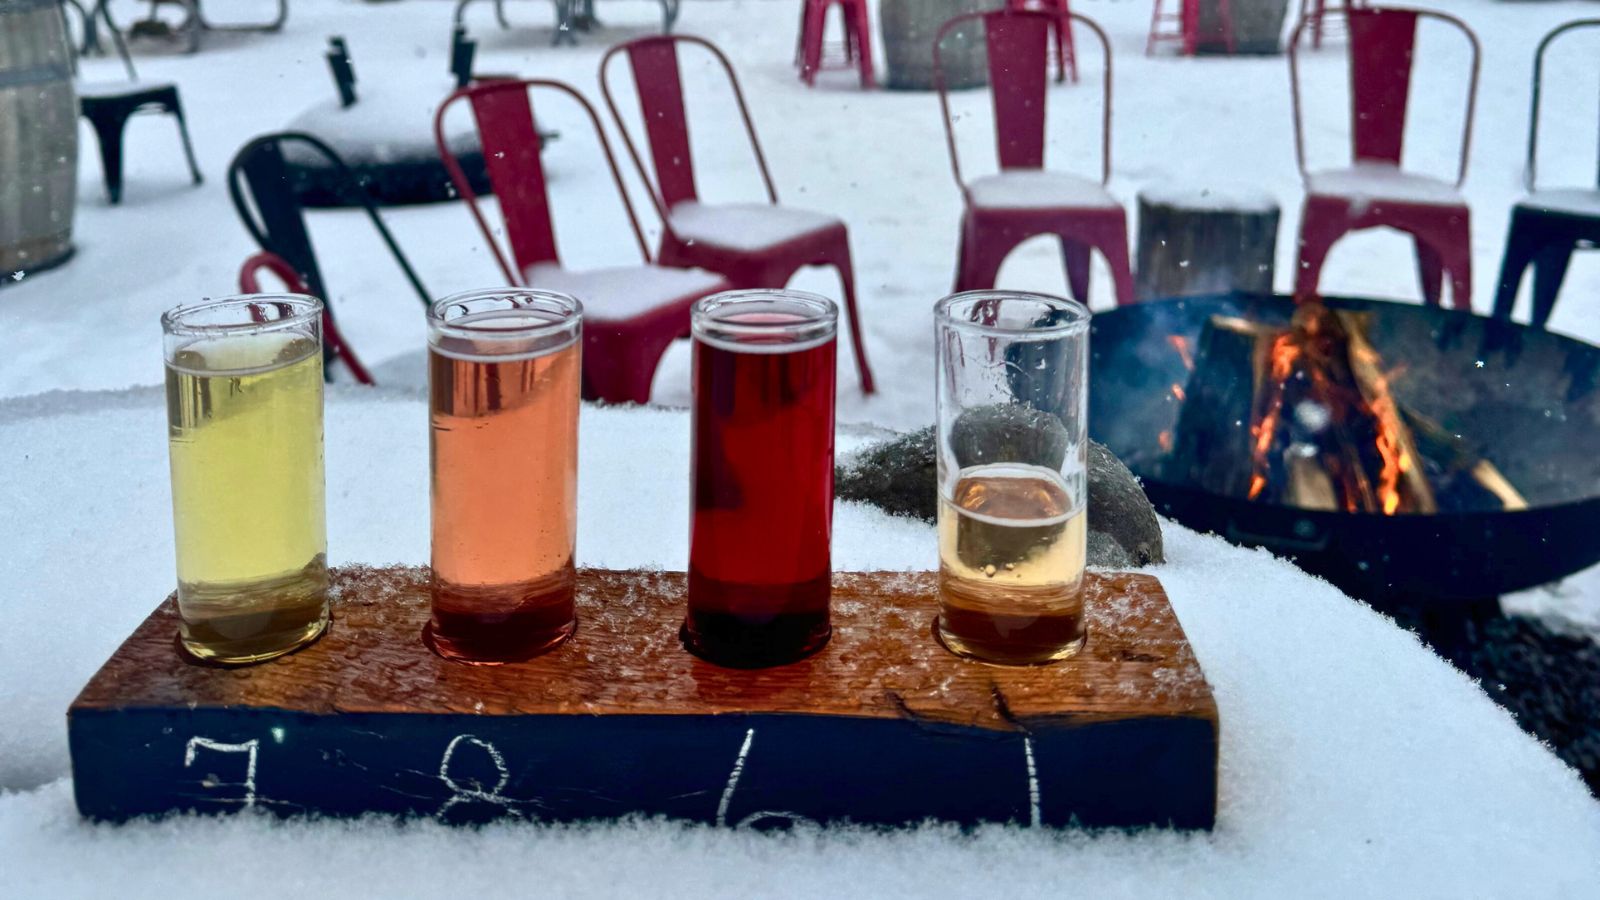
left=1089, top=292, right=1600, bottom=608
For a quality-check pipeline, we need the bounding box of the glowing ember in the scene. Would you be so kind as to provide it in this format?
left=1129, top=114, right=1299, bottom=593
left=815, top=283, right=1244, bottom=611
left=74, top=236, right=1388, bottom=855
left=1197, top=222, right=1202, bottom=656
left=1167, top=335, right=1196, bottom=371
left=1246, top=331, right=1301, bottom=501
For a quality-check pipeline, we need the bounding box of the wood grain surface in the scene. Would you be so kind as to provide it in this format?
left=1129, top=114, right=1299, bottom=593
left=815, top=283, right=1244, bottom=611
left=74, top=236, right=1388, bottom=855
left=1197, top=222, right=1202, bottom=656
left=70, top=567, right=1219, bottom=829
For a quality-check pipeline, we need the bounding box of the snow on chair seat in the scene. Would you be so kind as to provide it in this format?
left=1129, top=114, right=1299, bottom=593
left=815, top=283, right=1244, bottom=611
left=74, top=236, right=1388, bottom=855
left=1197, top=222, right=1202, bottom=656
left=436, top=77, right=732, bottom=405
left=1305, top=163, right=1462, bottom=207
left=599, top=35, right=876, bottom=393
left=1523, top=188, right=1600, bottom=218
left=523, top=263, right=727, bottom=323
left=666, top=202, right=842, bottom=253
left=968, top=170, right=1120, bottom=211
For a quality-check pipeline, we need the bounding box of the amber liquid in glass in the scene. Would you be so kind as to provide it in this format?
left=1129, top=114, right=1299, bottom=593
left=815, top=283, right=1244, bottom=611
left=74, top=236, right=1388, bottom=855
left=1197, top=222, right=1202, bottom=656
left=937, top=463, right=1087, bottom=665
left=686, top=329, right=836, bottom=668
left=426, top=336, right=580, bottom=663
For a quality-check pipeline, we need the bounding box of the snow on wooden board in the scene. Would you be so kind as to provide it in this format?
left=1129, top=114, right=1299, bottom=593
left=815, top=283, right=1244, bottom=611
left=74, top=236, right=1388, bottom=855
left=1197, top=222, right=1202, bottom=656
left=2, top=388, right=1598, bottom=897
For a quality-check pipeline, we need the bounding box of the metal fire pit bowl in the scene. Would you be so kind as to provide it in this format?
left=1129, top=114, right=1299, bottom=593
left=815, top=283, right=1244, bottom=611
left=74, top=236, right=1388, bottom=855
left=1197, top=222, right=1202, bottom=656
left=1089, top=292, right=1600, bottom=605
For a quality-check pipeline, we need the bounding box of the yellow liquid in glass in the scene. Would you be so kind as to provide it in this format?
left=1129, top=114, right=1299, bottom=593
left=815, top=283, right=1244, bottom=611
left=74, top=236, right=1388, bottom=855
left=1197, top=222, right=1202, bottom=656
left=166, top=332, right=329, bottom=663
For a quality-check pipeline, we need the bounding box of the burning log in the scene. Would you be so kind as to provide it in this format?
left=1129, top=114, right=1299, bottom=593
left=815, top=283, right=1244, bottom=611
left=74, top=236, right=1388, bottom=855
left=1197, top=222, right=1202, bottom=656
left=1163, top=303, right=1522, bottom=515
left=1164, top=315, right=1277, bottom=496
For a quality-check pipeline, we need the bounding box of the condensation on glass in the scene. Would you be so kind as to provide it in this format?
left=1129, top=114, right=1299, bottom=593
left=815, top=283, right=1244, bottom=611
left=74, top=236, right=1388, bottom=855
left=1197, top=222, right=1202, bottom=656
left=425, top=288, right=583, bottom=664
left=935, top=290, right=1091, bottom=665
left=163, top=294, right=330, bottom=664
left=685, top=289, right=839, bottom=668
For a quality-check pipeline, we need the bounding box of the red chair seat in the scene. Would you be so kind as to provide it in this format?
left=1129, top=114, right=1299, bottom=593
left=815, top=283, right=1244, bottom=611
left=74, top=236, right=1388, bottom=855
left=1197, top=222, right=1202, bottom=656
left=1305, top=163, right=1463, bottom=207
left=968, top=170, right=1120, bottom=211
left=523, top=262, right=728, bottom=323
left=666, top=201, right=842, bottom=253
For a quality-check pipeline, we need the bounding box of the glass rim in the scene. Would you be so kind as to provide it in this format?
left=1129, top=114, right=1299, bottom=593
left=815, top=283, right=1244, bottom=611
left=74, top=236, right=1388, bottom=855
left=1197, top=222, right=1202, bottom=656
left=935, top=290, right=1091, bottom=339
left=691, top=289, right=838, bottom=347
left=428, top=287, right=584, bottom=342
left=160, top=294, right=322, bottom=338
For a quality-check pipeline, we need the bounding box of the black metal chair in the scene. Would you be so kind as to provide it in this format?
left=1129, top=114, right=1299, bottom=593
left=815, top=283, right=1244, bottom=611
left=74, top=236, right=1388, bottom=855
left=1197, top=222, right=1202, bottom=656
left=227, top=132, right=430, bottom=378
left=1492, top=19, right=1600, bottom=328
left=58, top=0, right=203, bottom=205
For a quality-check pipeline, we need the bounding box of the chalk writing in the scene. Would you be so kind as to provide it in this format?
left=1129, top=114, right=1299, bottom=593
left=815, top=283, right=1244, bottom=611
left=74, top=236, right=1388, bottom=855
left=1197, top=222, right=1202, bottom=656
left=1023, top=736, right=1041, bottom=827
left=716, top=727, right=817, bottom=830
left=183, top=737, right=259, bottom=808
left=437, top=734, right=519, bottom=819
left=715, top=727, right=756, bottom=827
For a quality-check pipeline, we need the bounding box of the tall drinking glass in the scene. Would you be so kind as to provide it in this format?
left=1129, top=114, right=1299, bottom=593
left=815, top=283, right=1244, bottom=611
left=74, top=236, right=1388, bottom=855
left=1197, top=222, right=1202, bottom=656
left=686, top=289, right=838, bottom=668
left=425, top=289, right=582, bottom=664
left=935, top=291, right=1091, bottom=665
left=163, top=294, right=330, bottom=664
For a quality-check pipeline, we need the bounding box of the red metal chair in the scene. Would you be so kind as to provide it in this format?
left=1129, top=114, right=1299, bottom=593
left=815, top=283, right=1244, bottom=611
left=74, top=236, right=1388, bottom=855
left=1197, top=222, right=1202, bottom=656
left=600, top=35, right=875, bottom=394
left=238, top=251, right=375, bottom=386
left=797, top=0, right=874, bottom=88
left=938, top=9, right=1133, bottom=306
left=1298, top=0, right=1364, bottom=50
left=1289, top=6, right=1479, bottom=309
left=434, top=79, right=732, bottom=404
left=1008, top=0, right=1076, bottom=83
left=1147, top=0, right=1236, bottom=57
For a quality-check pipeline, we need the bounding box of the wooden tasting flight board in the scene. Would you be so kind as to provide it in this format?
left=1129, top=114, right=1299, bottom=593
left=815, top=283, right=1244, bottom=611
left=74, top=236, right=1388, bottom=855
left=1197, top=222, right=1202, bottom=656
left=69, top=567, right=1219, bottom=829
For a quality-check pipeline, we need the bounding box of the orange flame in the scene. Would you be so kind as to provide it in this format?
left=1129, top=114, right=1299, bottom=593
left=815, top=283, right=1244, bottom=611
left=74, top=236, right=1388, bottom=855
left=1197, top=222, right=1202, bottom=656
left=1246, top=332, right=1302, bottom=501
left=1170, top=383, right=1186, bottom=403
left=1351, top=342, right=1410, bottom=515
left=1167, top=335, right=1196, bottom=371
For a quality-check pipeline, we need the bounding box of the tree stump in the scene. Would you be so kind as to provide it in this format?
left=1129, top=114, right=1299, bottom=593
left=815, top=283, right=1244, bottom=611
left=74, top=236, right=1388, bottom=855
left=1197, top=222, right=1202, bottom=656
left=1197, top=0, right=1289, bottom=55
left=1136, top=184, right=1281, bottom=301
left=880, top=0, right=989, bottom=91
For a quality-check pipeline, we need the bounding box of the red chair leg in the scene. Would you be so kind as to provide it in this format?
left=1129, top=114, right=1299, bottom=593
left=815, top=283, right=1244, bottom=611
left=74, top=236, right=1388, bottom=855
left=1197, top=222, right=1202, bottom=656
left=1414, top=238, right=1445, bottom=307
left=1437, top=218, right=1473, bottom=312
left=850, top=0, right=875, bottom=88
left=955, top=216, right=1019, bottom=293
left=1061, top=16, right=1078, bottom=83
left=1294, top=200, right=1347, bottom=301
left=824, top=237, right=876, bottom=394
left=1061, top=238, right=1092, bottom=304
left=800, top=0, right=825, bottom=85
left=1101, top=225, right=1136, bottom=307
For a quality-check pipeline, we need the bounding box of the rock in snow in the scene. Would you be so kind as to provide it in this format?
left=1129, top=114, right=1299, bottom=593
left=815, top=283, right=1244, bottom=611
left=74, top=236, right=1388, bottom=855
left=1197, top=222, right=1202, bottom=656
left=836, top=423, right=1164, bottom=567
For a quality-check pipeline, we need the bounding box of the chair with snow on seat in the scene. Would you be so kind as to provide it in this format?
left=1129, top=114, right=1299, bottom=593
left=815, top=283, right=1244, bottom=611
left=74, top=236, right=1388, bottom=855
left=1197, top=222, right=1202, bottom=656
left=599, top=34, right=875, bottom=394
left=937, top=8, right=1134, bottom=306
left=238, top=251, right=375, bottom=386
left=228, top=131, right=431, bottom=381
left=1288, top=5, right=1479, bottom=310
left=1492, top=19, right=1600, bottom=329
left=434, top=78, right=732, bottom=404
left=58, top=0, right=202, bottom=205
left=1008, top=0, right=1076, bottom=83
left=797, top=0, right=874, bottom=88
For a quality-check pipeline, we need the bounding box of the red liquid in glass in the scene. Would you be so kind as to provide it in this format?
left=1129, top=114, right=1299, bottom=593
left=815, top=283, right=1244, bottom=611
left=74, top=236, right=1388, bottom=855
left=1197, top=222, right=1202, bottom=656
left=686, top=327, right=836, bottom=668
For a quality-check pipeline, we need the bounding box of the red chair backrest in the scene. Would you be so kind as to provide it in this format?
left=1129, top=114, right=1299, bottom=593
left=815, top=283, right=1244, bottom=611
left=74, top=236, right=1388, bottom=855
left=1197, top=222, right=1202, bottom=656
left=599, top=35, right=777, bottom=221
left=434, top=79, right=652, bottom=284
left=1289, top=4, right=1479, bottom=185
left=934, top=9, right=1112, bottom=192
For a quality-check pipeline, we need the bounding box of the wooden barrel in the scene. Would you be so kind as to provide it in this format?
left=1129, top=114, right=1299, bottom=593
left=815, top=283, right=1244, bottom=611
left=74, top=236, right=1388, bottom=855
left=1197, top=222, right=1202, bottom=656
left=0, top=0, right=78, bottom=280
left=880, top=0, right=990, bottom=91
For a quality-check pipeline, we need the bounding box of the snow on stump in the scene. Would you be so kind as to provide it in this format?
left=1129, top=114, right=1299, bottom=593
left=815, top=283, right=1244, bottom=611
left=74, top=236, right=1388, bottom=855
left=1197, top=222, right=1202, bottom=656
left=1135, top=183, right=1279, bottom=301
left=281, top=92, right=493, bottom=207
left=68, top=567, right=1217, bottom=828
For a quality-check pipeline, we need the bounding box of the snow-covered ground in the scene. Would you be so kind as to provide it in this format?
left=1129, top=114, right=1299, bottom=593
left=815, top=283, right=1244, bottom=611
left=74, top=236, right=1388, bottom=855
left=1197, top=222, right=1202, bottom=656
left=6, top=0, right=1600, bottom=629
left=2, top=387, right=1598, bottom=897
left=3, top=1, right=1600, bottom=893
